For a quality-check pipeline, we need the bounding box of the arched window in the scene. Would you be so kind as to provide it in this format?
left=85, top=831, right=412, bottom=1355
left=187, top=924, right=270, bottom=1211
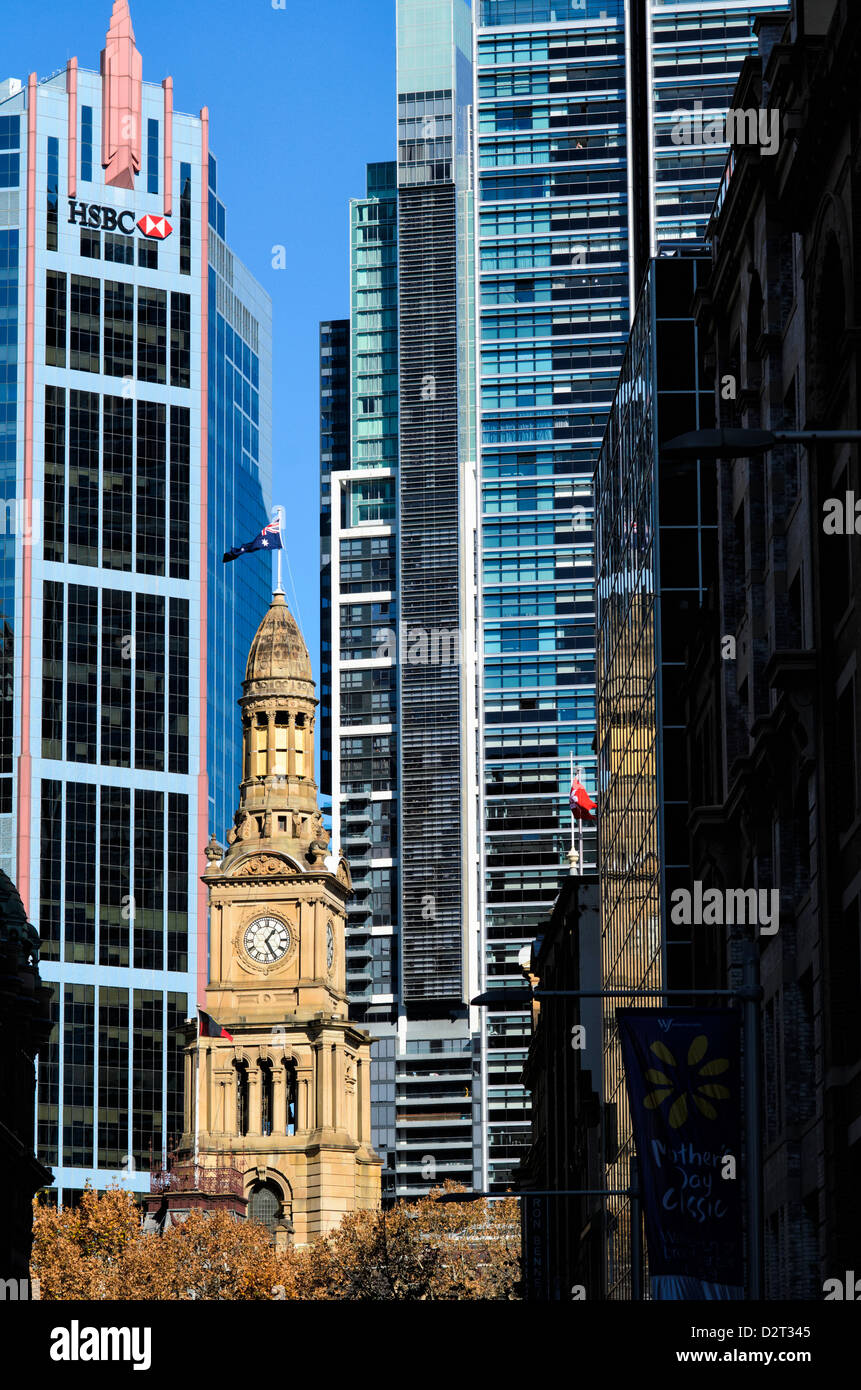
left=248, top=1181, right=281, bottom=1235
left=235, top=1062, right=249, bottom=1137
left=254, top=715, right=268, bottom=777
left=286, top=1061, right=297, bottom=1136
left=274, top=713, right=289, bottom=774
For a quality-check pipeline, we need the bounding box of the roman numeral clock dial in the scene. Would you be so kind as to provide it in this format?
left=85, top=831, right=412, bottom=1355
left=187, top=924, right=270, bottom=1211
left=243, top=916, right=291, bottom=965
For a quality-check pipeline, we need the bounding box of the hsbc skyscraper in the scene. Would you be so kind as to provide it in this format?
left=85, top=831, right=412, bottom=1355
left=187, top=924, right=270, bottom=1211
left=0, top=1, right=272, bottom=1199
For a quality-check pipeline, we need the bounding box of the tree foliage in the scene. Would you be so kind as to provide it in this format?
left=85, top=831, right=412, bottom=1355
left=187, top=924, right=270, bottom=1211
left=32, top=1183, right=520, bottom=1301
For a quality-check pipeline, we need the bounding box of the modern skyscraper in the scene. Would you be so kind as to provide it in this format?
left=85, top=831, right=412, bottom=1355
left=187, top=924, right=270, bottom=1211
left=0, top=1, right=271, bottom=1203
left=318, top=317, right=350, bottom=803
left=595, top=250, right=714, bottom=1297
left=475, top=0, right=788, bottom=1191
left=322, top=0, right=788, bottom=1199
left=475, top=0, right=628, bottom=1192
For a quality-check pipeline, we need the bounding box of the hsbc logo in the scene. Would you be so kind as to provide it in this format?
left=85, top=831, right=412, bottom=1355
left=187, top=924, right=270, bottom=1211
left=67, top=200, right=173, bottom=239
left=137, top=214, right=171, bottom=240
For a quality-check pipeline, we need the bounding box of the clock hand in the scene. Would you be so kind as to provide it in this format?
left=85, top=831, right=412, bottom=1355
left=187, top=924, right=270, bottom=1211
left=265, top=929, right=278, bottom=954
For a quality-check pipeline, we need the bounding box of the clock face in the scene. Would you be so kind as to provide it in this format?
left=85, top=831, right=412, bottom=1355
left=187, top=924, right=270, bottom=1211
left=326, top=922, right=335, bottom=972
left=243, top=916, right=291, bottom=965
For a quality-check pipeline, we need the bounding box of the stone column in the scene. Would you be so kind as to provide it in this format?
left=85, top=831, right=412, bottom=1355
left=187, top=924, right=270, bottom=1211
left=313, top=1043, right=327, bottom=1129
left=356, top=1058, right=364, bottom=1143
left=297, top=1069, right=312, bottom=1131
left=184, top=1047, right=194, bottom=1132
left=247, top=1063, right=262, bottom=1137
left=272, top=1061, right=287, bottom=1136
left=266, top=711, right=276, bottom=775
left=331, top=1044, right=342, bottom=1131
left=216, top=1074, right=229, bottom=1135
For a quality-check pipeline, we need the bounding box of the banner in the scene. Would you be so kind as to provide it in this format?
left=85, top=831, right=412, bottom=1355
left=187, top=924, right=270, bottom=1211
left=618, top=1008, right=744, bottom=1299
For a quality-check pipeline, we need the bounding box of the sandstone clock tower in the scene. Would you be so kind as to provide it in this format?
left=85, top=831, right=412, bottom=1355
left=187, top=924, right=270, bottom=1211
left=180, top=589, right=381, bottom=1244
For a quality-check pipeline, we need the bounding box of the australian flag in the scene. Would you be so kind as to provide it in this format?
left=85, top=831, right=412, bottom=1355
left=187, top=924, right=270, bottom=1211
left=222, top=516, right=282, bottom=563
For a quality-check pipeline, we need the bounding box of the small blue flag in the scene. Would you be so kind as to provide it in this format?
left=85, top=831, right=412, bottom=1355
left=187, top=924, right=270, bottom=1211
left=222, top=516, right=282, bottom=563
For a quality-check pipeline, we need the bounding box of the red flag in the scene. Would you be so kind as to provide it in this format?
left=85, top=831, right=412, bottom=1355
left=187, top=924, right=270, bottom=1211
left=198, top=1009, right=233, bottom=1040
left=569, top=777, right=596, bottom=822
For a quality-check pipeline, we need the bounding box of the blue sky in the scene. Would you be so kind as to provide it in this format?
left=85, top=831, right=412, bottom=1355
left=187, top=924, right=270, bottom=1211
left=3, top=0, right=396, bottom=667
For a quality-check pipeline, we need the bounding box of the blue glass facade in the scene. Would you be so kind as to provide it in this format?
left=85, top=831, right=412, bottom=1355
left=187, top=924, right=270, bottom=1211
left=1, top=44, right=270, bottom=1203
left=206, top=154, right=272, bottom=848
left=477, top=0, right=624, bottom=1189
left=0, top=228, right=18, bottom=874
left=475, top=0, right=790, bottom=1193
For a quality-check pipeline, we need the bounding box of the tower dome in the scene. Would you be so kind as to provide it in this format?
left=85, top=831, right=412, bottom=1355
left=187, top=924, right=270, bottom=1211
left=244, top=592, right=313, bottom=690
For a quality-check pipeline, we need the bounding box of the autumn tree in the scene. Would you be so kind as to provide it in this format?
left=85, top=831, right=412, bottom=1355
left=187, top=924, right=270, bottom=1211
left=286, top=1184, right=521, bottom=1300
left=32, top=1182, right=520, bottom=1301
left=32, top=1186, right=288, bottom=1301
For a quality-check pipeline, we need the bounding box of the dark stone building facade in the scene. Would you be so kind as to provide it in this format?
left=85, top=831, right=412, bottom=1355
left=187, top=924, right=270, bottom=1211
left=0, top=870, right=53, bottom=1278
left=519, top=874, right=603, bottom=1300
left=687, top=0, right=861, bottom=1297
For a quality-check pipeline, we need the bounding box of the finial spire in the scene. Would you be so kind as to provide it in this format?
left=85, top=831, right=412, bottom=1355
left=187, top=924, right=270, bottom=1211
left=101, top=0, right=142, bottom=190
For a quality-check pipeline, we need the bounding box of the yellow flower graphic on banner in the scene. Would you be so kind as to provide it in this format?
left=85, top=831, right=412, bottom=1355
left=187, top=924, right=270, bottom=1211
left=642, top=1035, right=731, bottom=1128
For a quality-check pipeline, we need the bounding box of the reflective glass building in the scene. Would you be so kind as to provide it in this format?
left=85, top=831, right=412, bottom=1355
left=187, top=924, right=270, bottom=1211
left=1, top=2, right=271, bottom=1202
left=475, top=0, right=788, bottom=1191
left=323, top=4, right=484, bottom=1199
left=475, top=0, right=627, bottom=1191
left=322, top=0, right=786, bottom=1199
left=595, top=253, right=715, bottom=1296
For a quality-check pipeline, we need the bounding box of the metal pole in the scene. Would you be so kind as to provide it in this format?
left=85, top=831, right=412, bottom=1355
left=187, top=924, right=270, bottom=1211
left=773, top=430, right=861, bottom=442
left=193, top=1038, right=200, bottom=1190
left=273, top=506, right=284, bottom=594
left=629, top=1154, right=642, bottom=1301
left=742, top=940, right=763, bottom=1299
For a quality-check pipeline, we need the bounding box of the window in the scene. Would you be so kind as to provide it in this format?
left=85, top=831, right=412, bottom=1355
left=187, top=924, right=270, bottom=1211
left=80, top=106, right=93, bottom=182
left=68, top=391, right=99, bottom=566
left=170, top=293, right=191, bottom=387
left=134, top=795, right=164, bottom=970
left=137, top=286, right=167, bottom=384
left=104, top=280, right=133, bottom=378
left=80, top=228, right=100, bottom=259
left=101, top=586, right=132, bottom=767
left=180, top=162, right=191, bottom=275
left=138, top=239, right=158, bottom=270
left=236, top=1063, right=249, bottom=1136
left=46, top=271, right=66, bottom=367
left=147, top=118, right=159, bottom=194
left=41, top=581, right=64, bottom=759
left=169, top=407, right=190, bottom=580
left=44, top=386, right=65, bottom=562
left=136, top=399, right=166, bottom=575
left=69, top=275, right=100, bottom=373
left=104, top=232, right=133, bottom=265
left=274, top=714, right=288, bottom=774
left=249, top=1182, right=281, bottom=1235
left=0, top=150, right=19, bottom=189
left=47, top=136, right=59, bottom=249
left=254, top=716, right=268, bottom=777
left=135, top=594, right=165, bottom=770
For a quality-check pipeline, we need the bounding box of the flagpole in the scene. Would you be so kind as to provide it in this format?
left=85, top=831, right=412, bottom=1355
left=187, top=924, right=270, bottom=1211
left=193, top=1030, right=200, bottom=1190
left=569, top=751, right=579, bottom=874
left=577, top=764, right=584, bottom=871
left=273, top=505, right=284, bottom=595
